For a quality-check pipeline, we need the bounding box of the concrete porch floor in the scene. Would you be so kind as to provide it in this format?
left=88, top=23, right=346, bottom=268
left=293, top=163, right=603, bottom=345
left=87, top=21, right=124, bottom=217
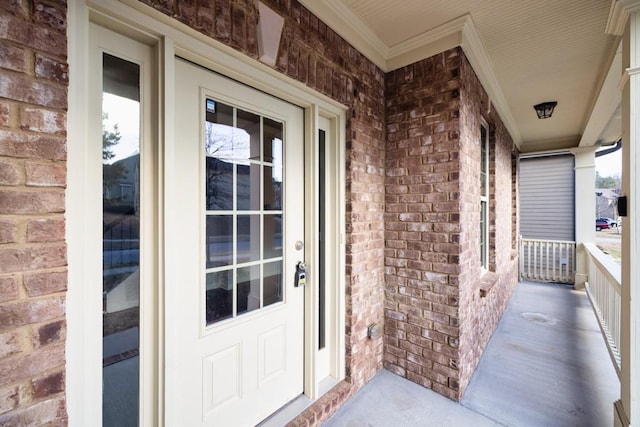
left=323, top=281, right=620, bottom=427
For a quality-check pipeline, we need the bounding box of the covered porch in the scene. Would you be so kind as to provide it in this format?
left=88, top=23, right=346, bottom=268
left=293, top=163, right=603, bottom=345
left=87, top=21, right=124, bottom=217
left=323, top=280, right=620, bottom=427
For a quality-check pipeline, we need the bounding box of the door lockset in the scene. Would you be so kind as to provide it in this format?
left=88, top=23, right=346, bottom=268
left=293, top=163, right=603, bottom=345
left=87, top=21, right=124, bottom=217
left=294, top=262, right=307, bottom=287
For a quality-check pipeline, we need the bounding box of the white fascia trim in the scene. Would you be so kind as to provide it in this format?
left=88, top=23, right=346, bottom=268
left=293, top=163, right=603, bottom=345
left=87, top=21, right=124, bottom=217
left=297, top=0, right=388, bottom=70
left=459, top=15, right=523, bottom=147
left=580, top=42, right=623, bottom=147
left=386, top=15, right=467, bottom=70
left=606, top=0, right=640, bottom=35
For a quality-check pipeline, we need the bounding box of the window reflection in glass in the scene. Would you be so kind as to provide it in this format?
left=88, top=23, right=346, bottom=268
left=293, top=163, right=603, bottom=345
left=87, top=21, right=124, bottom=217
left=237, top=163, right=260, bottom=211
left=237, top=215, right=260, bottom=263
left=263, top=261, right=283, bottom=307
left=102, top=52, right=140, bottom=427
left=237, top=109, right=261, bottom=161
left=204, top=99, right=286, bottom=326
left=206, top=270, right=233, bottom=323
left=206, top=215, right=233, bottom=268
left=237, top=265, right=260, bottom=315
left=264, top=214, right=282, bottom=259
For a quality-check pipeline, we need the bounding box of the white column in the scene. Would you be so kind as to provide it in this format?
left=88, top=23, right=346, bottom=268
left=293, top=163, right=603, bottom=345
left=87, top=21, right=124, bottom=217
left=570, top=147, right=597, bottom=289
left=609, top=2, right=640, bottom=426
left=624, top=9, right=640, bottom=427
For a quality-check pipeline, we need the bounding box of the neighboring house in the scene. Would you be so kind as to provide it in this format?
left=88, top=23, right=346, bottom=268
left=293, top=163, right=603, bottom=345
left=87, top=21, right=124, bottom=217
left=519, top=154, right=576, bottom=283
left=596, top=187, right=620, bottom=219
left=520, top=154, right=576, bottom=242
left=1, top=1, right=640, bottom=427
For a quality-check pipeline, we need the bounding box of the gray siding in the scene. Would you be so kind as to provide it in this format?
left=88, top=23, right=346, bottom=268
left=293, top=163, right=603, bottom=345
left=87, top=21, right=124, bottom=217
left=520, top=154, right=575, bottom=241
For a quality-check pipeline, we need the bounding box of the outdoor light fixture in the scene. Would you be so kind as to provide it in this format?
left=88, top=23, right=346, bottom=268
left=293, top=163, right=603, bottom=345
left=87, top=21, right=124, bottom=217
left=533, top=101, right=557, bottom=119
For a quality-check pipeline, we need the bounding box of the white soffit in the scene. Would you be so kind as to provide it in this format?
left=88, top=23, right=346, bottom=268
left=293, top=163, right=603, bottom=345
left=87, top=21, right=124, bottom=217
left=298, top=0, right=522, bottom=146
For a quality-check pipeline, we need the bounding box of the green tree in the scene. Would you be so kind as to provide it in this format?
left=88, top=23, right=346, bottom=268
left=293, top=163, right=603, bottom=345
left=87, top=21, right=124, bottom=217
left=103, top=113, right=121, bottom=162
left=102, top=114, right=126, bottom=201
left=596, top=171, right=620, bottom=189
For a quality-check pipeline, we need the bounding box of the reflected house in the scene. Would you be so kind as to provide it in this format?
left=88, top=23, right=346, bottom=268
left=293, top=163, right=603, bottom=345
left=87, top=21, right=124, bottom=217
left=103, top=153, right=140, bottom=308
left=104, top=154, right=140, bottom=210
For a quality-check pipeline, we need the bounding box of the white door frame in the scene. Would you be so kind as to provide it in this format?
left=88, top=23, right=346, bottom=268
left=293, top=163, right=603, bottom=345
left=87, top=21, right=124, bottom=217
left=67, top=1, right=346, bottom=425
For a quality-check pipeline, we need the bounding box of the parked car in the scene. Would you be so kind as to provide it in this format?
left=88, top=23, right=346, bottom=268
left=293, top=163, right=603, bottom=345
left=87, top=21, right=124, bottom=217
left=596, top=217, right=617, bottom=228
left=596, top=219, right=610, bottom=231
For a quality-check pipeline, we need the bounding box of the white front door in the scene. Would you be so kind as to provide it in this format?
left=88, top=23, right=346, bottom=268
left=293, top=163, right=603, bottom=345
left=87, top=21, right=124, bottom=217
left=167, top=58, right=305, bottom=426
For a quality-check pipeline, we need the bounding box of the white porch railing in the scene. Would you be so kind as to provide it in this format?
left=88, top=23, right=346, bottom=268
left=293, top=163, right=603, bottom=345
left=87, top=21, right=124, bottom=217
left=584, top=242, right=622, bottom=379
left=520, top=238, right=576, bottom=284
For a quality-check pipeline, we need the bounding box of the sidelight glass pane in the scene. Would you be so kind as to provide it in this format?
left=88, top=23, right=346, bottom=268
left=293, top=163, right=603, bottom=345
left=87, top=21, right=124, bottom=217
left=237, top=215, right=260, bottom=263
left=237, top=265, right=260, bottom=315
left=206, top=270, right=233, bottom=324
left=206, top=215, right=233, bottom=268
left=263, top=261, right=283, bottom=307
left=102, top=52, right=140, bottom=427
left=318, top=129, right=326, bottom=349
left=263, top=214, right=282, bottom=259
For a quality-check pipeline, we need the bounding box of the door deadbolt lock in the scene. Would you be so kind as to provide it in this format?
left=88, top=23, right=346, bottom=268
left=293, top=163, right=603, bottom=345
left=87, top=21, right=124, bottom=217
left=294, top=262, right=307, bottom=287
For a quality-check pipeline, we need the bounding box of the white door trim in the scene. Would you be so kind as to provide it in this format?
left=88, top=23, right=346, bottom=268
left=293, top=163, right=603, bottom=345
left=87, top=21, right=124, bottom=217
left=67, top=1, right=347, bottom=425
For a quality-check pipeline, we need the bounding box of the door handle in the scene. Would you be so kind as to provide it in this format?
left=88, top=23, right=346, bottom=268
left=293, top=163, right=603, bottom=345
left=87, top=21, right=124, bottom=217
left=294, top=261, right=306, bottom=287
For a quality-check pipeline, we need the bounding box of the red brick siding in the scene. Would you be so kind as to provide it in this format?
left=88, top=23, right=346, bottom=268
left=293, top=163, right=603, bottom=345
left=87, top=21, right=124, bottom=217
left=0, top=1, right=68, bottom=424
left=384, top=48, right=463, bottom=400
left=384, top=48, right=518, bottom=401
left=139, top=0, right=386, bottom=424
left=0, top=0, right=520, bottom=424
left=456, top=53, right=519, bottom=396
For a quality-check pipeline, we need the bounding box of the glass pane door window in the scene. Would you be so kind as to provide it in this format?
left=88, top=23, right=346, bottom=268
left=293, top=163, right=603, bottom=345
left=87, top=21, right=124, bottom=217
left=102, top=53, right=141, bottom=426
left=204, top=99, right=285, bottom=325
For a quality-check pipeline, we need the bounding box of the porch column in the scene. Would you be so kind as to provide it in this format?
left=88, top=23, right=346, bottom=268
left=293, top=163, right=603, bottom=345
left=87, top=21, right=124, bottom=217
left=570, top=147, right=597, bottom=290
left=608, top=2, right=640, bottom=426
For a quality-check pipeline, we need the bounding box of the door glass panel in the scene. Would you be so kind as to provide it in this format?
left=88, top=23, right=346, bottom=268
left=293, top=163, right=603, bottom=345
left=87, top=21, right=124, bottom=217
left=263, top=261, right=283, bottom=307
left=206, top=156, right=233, bottom=211
left=206, top=215, right=233, bottom=268
left=206, top=270, right=233, bottom=323
left=264, top=214, right=282, bottom=259
left=237, top=163, right=260, bottom=211
left=237, top=215, right=260, bottom=263
left=102, top=52, right=140, bottom=426
left=237, top=265, right=261, bottom=315
left=237, top=109, right=261, bottom=161
left=204, top=98, right=286, bottom=326
left=264, top=119, right=283, bottom=211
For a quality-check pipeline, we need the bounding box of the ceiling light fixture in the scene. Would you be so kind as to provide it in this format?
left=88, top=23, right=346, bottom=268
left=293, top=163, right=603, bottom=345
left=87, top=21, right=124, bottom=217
left=533, top=101, right=557, bottom=119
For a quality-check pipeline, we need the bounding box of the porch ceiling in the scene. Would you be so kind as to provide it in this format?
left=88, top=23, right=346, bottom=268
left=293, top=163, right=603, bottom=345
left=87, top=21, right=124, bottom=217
left=299, top=0, right=622, bottom=153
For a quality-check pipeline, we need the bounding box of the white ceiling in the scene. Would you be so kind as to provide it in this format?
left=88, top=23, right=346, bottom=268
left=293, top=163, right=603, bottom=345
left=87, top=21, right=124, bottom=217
left=299, top=0, right=622, bottom=153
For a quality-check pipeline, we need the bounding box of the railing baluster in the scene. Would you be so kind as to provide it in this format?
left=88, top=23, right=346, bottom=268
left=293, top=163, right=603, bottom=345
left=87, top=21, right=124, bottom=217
left=519, top=238, right=576, bottom=284
left=583, top=242, right=621, bottom=378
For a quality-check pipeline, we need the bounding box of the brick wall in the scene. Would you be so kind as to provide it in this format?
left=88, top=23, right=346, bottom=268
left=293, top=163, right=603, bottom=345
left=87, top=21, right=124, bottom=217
left=0, top=1, right=69, bottom=425
left=384, top=48, right=518, bottom=401
left=384, top=48, right=464, bottom=400
left=139, top=0, right=386, bottom=424
left=0, top=0, right=520, bottom=424
left=456, top=52, right=519, bottom=397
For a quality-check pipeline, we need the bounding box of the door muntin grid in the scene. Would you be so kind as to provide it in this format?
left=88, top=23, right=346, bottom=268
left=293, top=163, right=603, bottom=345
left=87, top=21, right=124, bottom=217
left=204, top=99, right=284, bottom=326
